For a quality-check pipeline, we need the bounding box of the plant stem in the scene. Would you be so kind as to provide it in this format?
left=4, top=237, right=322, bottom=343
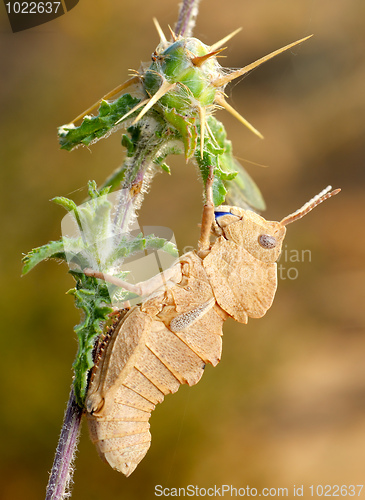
left=45, top=388, right=83, bottom=500
left=44, top=4, right=203, bottom=498
left=175, top=0, right=201, bottom=37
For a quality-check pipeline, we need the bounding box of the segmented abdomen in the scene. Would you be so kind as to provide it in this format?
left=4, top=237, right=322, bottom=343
left=86, top=252, right=226, bottom=476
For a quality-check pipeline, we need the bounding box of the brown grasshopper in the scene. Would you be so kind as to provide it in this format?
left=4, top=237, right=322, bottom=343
left=84, top=171, right=340, bottom=476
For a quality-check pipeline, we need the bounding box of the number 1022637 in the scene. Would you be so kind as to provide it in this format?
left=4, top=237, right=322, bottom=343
left=309, top=485, right=364, bottom=497
left=5, top=2, right=61, bottom=14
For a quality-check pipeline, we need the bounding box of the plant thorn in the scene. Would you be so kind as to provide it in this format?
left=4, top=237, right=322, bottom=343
left=213, top=35, right=313, bottom=87
left=132, top=81, right=177, bottom=125
left=190, top=48, right=226, bottom=66
left=214, top=93, right=264, bottom=139
left=69, top=77, right=140, bottom=125
left=153, top=17, right=168, bottom=45
left=209, top=27, right=242, bottom=52
left=168, top=24, right=178, bottom=42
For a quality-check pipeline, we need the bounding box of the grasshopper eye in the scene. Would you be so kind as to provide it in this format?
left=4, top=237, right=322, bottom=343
left=258, top=234, right=277, bottom=249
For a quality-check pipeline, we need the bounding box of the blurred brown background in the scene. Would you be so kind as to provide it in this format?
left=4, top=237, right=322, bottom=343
left=1, top=0, right=364, bottom=498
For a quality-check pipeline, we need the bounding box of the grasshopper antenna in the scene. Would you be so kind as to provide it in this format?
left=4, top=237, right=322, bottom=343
left=280, top=186, right=341, bottom=226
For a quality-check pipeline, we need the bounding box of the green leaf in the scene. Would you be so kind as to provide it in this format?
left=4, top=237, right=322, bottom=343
left=52, top=196, right=79, bottom=213
left=58, top=94, right=141, bottom=151
left=22, top=240, right=66, bottom=275
left=100, top=165, right=128, bottom=192
left=77, top=196, right=114, bottom=249
left=206, top=116, right=266, bottom=211
left=88, top=180, right=111, bottom=199
left=221, top=156, right=266, bottom=211
left=52, top=196, right=85, bottom=236
left=159, top=162, right=171, bottom=173
left=152, top=138, right=184, bottom=176
left=195, top=146, right=227, bottom=206
left=164, top=108, right=198, bottom=160
left=23, top=179, right=180, bottom=407
left=107, top=233, right=178, bottom=269
left=121, top=134, right=135, bottom=157
left=144, top=235, right=179, bottom=256
left=68, top=272, right=114, bottom=405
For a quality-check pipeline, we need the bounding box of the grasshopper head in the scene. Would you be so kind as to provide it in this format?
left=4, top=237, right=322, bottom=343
left=214, top=186, right=340, bottom=264
left=214, top=206, right=286, bottom=263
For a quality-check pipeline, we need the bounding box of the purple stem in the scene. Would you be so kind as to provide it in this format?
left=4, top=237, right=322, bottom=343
left=175, top=0, right=201, bottom=37
left=45, top=388, right=83, bottom=500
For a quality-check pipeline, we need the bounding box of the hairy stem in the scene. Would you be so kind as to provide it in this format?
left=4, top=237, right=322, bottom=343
left=45, top=388, right=83, bottom=500
left=175, top=0, right=201, bottom=37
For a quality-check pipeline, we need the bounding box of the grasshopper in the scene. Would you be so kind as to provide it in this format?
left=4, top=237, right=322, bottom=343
left=84, top=170, right=340, bottom=476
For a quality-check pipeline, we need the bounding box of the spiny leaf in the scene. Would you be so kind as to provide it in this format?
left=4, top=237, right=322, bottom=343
left=22, top=240, right=66, bottom=275
left=68, top=272, right=114, bottom=405
left=58, top=94, right=141, bottom=151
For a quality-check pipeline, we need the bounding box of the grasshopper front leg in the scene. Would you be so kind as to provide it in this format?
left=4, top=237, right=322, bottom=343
left=86, top=167, right=215, bottom=293
left=197, top=165, right=215, bottom=258
left=84, top=263, right=182, bottom=298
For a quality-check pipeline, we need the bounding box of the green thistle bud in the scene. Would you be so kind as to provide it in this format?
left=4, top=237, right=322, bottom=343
left=145, top=38, right=218, bottom=111
left=132, top=24, right=310, bottom=160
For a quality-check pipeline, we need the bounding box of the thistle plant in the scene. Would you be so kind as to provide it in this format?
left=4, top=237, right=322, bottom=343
left=22, top=0, right=311, bottom=498
left=58, top=20, right=309, bottom=210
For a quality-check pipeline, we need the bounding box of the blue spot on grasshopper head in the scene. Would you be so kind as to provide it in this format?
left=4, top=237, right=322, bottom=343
left=214, top=211, right=231, bottom=219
